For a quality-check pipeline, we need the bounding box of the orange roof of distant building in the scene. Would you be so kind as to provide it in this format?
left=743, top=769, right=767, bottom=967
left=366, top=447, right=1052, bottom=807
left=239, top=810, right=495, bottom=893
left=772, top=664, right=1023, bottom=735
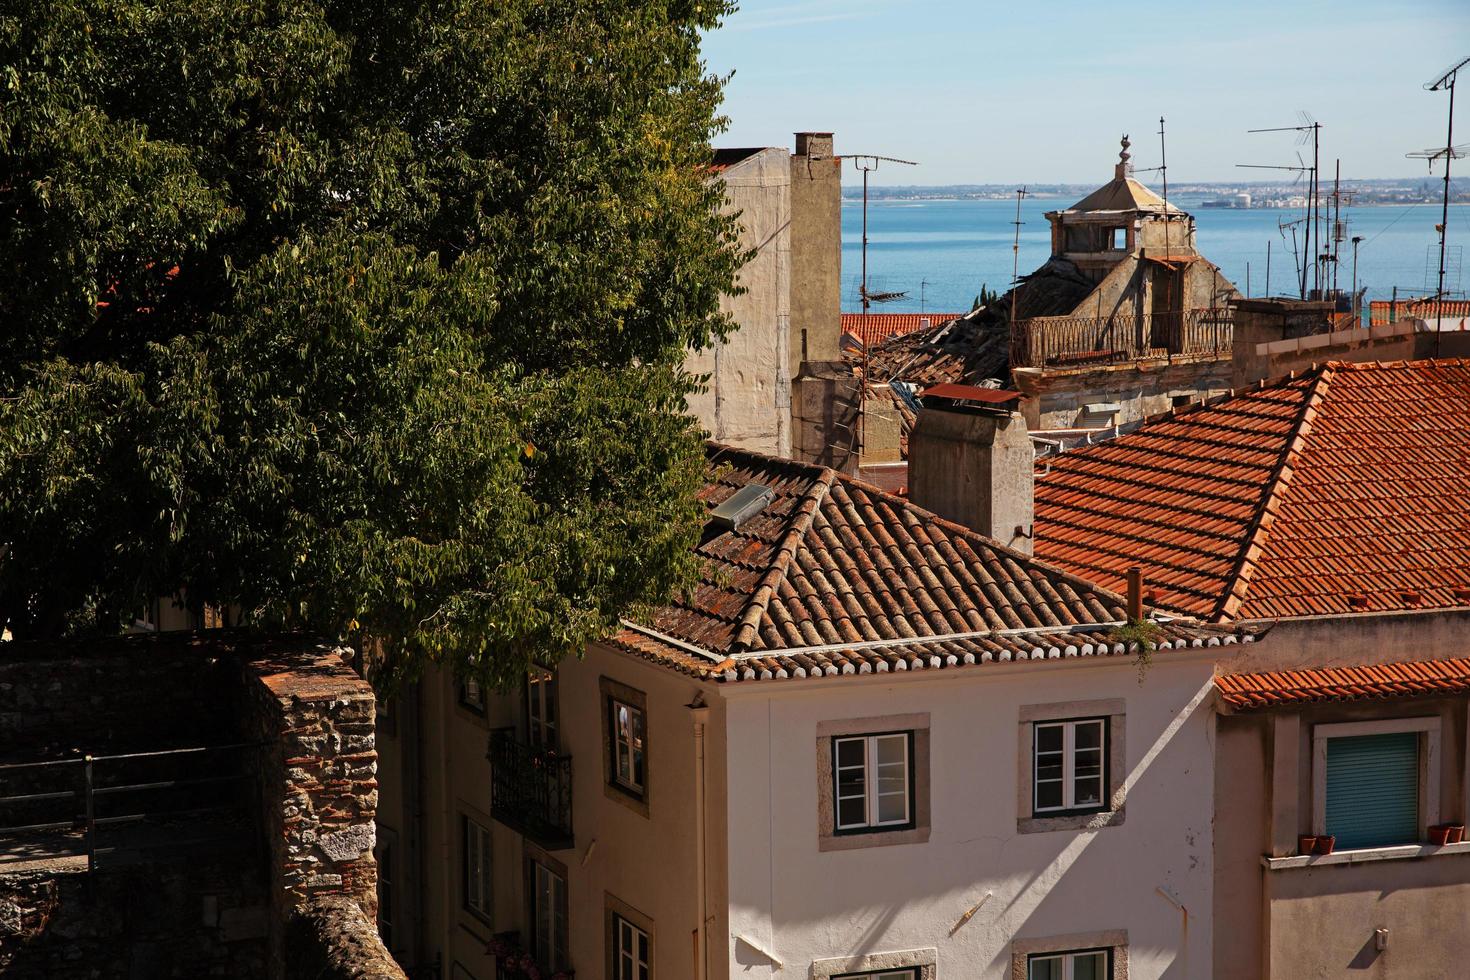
left=1034, top=359, right=1470, bottom=622
left=1216, top=658, right=1470, bottom=710
left=842, top=312, right=966, bottom=347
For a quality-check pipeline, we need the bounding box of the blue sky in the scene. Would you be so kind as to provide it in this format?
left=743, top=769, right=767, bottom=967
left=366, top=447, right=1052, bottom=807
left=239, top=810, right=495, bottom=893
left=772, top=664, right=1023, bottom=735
left=701, top=0, right=1470, bottom=185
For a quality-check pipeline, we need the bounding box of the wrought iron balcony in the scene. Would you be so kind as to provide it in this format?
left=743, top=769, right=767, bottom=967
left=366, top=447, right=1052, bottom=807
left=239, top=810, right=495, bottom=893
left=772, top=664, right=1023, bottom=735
left=487, top=729, right=573, bottom=850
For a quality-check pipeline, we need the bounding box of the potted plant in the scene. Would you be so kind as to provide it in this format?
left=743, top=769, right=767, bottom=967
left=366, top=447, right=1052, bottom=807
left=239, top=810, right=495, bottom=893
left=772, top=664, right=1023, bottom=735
left=1312, top=834, right=1336, bottom=855
left=1298, top=834, right=1318, bottom=855
left=1451, top=824, right=1466, bottom=844
left=1430, top=824, right=1454, bottom=846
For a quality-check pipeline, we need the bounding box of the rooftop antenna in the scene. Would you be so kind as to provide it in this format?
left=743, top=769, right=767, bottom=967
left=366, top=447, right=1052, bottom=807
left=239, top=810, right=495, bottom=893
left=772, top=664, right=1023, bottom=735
left=1409, top=55, right=1470, bottom=351
left=1009, top=186, right=1028, bottom=325
left=920, top=278, right=930, bottom=314
left=1241, top=112, right=1321, bottom=298
left=1133, top=120, right=1173, bottom=257
left=848, top=153, right=917, bottom=463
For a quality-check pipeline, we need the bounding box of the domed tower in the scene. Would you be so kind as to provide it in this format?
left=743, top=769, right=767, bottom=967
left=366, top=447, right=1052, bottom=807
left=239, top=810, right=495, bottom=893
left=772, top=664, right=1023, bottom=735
left=1044, top=135, right=1197, bottom=284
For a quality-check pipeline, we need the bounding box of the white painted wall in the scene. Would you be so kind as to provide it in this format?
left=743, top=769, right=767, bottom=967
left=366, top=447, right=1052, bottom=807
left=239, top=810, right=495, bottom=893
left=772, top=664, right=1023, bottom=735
left=720, top=654, right=1219, bottom=979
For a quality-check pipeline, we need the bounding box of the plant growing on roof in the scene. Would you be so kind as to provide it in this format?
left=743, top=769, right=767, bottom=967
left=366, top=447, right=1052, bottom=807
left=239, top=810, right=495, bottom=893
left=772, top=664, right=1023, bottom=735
left=1108, top=617, right=1164, bottom=681
left=0, top=0, right=744, bottom=692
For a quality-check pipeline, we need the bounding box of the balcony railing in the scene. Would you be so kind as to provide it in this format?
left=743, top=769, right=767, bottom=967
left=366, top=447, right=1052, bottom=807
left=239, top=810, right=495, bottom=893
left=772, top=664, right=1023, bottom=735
left=1010, top=308, right=1234, bottom=369
left=487, top=729, right=573, bottom=850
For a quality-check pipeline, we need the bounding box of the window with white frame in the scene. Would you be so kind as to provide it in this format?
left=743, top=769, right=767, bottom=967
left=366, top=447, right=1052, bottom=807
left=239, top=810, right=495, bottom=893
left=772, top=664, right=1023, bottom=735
left=612, top=914, right=650, bottom=980
left=1033, top=718, right=1107, bottom=815
left=834, top=972, right=918, bottom=980
left=531, top=859, right=569, bottom=972
left=460, top=676, right=485, bottom=714
left=609, top=697, right=646, bottom=796
left=462, top=816, right=492, bottom=920
left=527, top=665, right=558, bottom=750
left=1028, top=948, right=1111, bottom=980
left=1314, top=717, right=1440, bottom=850
left=833, top=731, right=913, bottom=832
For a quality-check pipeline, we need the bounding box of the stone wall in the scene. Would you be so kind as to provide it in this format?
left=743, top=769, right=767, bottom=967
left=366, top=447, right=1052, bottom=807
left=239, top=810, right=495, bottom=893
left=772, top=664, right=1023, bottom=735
left=286, top=896, right=407, bottom=980
left=235, top=639, right=382, bottom=978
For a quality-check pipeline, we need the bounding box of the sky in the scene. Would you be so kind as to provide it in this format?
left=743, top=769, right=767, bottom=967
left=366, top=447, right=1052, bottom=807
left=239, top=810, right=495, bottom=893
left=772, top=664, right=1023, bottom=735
left=701, top=0, right=1470, bottom=186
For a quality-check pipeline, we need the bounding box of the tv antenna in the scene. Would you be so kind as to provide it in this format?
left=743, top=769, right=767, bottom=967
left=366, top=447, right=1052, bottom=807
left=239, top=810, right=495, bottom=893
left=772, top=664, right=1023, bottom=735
left=1409, top=55, right=1470, bottom=345
left=849, top=155, right=919, bottom=316
left=1134, top=117, right=1173, bottom=257
left=1009, top=186, right=1028, bottom=324
left=1240, top=112, right=1321, bottom=298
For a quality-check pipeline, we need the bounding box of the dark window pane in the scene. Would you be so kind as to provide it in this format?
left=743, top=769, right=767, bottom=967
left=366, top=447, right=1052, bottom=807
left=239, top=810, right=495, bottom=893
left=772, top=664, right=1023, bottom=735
left=836, top=737, right=865, bottom=767
left=1035, top=780, right=1064, bottom=810
left=1075, top=721, right=1103, bottom=750
left=1036, top=724, right=1064, bottom=753
left=838, top=796, right=866, bottom=827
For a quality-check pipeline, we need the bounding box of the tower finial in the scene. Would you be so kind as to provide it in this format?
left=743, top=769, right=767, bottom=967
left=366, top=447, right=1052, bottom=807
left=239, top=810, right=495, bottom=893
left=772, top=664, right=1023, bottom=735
left=1116, top=134, right=1131, bottom=179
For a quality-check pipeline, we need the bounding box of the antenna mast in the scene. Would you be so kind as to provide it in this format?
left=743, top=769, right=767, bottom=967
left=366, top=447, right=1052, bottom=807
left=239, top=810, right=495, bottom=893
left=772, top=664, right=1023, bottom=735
left=1009, top=186, right=1027, bottom=324
left=1411, top=55, right=1470, bottom=344
left=1242, top=112, right=1320, bottom=298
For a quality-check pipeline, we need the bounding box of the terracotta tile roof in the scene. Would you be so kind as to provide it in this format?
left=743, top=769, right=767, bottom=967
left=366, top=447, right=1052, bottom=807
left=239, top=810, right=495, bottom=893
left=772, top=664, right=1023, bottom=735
left=610, top=444, right=1252, bottom=681
left=842, top=313, right=966, bottom=348
left=1216, top=658, right=1470, bottom=710
left=1034, top=359, right=1470, bottom=621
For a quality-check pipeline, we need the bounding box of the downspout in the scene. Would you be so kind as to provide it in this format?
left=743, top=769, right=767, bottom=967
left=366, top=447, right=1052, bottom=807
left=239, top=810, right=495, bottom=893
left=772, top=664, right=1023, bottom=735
left=689, top=695, right=711, bottom=980
left=439, top=670, right=454, bottom=972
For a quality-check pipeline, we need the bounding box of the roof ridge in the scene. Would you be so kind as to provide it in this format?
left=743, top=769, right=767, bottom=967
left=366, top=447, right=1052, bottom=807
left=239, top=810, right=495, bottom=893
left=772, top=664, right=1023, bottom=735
left=1216, top=364, right=1336, bottom=621
left=728, top=463, right=838, bottom=652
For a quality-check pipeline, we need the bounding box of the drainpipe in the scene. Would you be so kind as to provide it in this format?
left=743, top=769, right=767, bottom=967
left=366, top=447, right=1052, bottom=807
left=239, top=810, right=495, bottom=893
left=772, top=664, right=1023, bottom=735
left=439, top=670, right=454, bottom=971
left=689, top=695, right=711, bottom=980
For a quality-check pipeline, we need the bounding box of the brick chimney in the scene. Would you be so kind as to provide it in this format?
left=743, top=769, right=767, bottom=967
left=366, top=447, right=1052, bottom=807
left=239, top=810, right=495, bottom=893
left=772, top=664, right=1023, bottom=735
left=908, top=391, right=1034, bottom=554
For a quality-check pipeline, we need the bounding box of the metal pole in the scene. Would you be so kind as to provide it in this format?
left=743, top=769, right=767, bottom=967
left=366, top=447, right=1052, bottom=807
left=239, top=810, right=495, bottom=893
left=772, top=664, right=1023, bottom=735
left=1246, top=262, right=1251, bottom=298
left=861, top=165, right=870, bottom=317
left=84, top=754, right=95, bottom=871
left=1266, top=239, right=1272, bottom=297
left=1436, top=71, right=1457, bottom=354
left=1352, top=236, right=1363, bottom=321
left=1159, top=117, right=1170, bottom=259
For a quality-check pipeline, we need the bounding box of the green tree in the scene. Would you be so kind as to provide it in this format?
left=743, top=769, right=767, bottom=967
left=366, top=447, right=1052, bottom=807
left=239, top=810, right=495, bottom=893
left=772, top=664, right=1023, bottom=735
left=0, top=0, right=743, bottom=690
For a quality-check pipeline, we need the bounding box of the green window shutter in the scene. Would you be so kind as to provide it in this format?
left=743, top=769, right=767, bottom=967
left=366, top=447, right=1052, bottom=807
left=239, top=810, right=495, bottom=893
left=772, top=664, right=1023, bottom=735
left=1325, top=732, right=1420, bottom=849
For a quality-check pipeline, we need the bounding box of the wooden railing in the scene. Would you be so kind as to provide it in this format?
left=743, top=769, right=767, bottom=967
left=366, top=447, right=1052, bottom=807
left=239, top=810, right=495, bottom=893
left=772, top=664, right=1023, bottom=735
left=1010, top=308, right=1234, bottom=369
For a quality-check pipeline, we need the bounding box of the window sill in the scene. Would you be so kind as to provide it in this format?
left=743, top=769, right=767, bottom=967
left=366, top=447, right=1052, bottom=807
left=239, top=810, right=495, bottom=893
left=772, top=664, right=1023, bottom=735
left=1262, top=840, right=1470, bottom=870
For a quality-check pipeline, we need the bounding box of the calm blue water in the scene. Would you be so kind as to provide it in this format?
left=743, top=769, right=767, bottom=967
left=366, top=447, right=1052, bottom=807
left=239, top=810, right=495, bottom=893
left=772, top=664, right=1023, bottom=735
left=841, top=196, right=1470, bottom=315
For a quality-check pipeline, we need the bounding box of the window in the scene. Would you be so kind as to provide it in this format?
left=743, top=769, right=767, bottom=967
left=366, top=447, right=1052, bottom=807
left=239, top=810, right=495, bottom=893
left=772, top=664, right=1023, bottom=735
left=835, top=972, right=918, bottom=980
left=833, top=732, right=913, bottom=832
left=1033, top=718, right=1107, bottom=815
left=531, top=860, right=569, bottom=972
left=1028, top=948, right=1111, bottom=980
left=376, top=826, right=397, bottom=949
left=1314, top=717, right=1440, bottom=850
left=612, top=914, right=650, bottom=980
left=462, top=816, right=493, bottom=920
left=527, top=665, right=559, bottom=750
left=610, top=698, right=645, bottom=795
left=1109, top=227, right=1125, bottom=250
left=460, top=676, right=486, bottom=714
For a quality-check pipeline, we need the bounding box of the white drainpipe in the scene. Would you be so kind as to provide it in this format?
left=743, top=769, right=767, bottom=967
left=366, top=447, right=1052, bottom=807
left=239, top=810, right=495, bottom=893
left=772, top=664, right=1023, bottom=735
left=689, top=696, right=711, bottom=980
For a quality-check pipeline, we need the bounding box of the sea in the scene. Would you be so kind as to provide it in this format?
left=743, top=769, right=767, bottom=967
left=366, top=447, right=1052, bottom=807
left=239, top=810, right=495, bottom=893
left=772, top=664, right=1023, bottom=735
left=840, top=196, right=1470, bottom=315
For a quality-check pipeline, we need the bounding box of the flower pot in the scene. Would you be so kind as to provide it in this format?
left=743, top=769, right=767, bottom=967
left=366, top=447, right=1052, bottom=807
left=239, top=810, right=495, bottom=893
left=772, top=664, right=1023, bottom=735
left=1450, top=824, right=1465, bottom=845
left=1430, top=824, right=1454, bottom=846
left=1312, top=834, right=1336, bottom=855
left=1298, top=834, right=1318, bottom=855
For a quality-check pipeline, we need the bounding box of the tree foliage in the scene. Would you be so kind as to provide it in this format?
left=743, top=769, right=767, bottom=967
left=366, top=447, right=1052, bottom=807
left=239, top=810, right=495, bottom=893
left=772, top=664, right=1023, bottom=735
left=0, top=0, right=743, bottom=690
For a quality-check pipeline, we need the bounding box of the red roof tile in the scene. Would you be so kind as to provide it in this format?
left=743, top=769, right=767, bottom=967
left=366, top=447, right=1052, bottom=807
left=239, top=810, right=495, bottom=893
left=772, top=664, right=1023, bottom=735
left=1034, top=360, right=1470, bottom=621
left=1216, top=657, right=1470, bottom=710
left=611, top=444, right=1252, bottom=681
left=843, top=313, right=966, bottom=348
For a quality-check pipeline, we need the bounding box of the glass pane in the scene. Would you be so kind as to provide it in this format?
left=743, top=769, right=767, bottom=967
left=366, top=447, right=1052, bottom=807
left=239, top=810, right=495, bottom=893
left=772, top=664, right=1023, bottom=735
left=1028, top=955, right=1063, bottom=980
left=1072, top=951, right=1108, bottom=980
left=1074, top=721, right=1103, bottom=750
left=1074, top=748, right=1103, bottom=778
left=838, top=796, right=866, bottom=827
left=1036, top=724, right=1064, bottom=753
left=1035, top=779, right=1064, bottom=810
left=875, top=734, right=907, bottom=766
left=836, top=737, right=866, bottom=767
left=837, top=763, right=866, bottom=798
left=1035, top=754, right=1064, bottom=783
left=632, top=744, right=645, bottom=788
left=1074, top=775, right=1104, bottom=807
left=876, top=790, right=908, bottom=823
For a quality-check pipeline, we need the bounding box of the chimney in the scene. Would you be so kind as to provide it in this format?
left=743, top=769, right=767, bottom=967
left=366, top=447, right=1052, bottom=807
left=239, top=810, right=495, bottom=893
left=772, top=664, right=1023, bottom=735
left=794, top=131, right=834, bottom=159
left=908, top=387, right=1034, bottom=554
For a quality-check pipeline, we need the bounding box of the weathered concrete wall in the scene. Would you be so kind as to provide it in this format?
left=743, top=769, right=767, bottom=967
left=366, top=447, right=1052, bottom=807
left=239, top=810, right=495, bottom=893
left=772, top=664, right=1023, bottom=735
left=286, top=895, right=407, bottom=980
left=1015, top=355, right=1234, bottom=430
left=792, top=362, right=860, bottom=473
left=790, top=133, right=842, bottom=370
left=909, top=407, right=1034, bottom=552
left=686, top=147, right=792, bottom=456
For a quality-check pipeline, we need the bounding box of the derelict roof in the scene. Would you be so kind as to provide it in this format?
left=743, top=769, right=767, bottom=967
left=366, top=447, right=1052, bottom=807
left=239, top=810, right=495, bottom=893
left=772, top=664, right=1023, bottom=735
left=1055, top=176, right=1184, bottom=216
left=609, top=443, right=1252, bottom=682
left=709, top=147, right=773, bottom=173
left=1033, top=359, right=1470, bottom=622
